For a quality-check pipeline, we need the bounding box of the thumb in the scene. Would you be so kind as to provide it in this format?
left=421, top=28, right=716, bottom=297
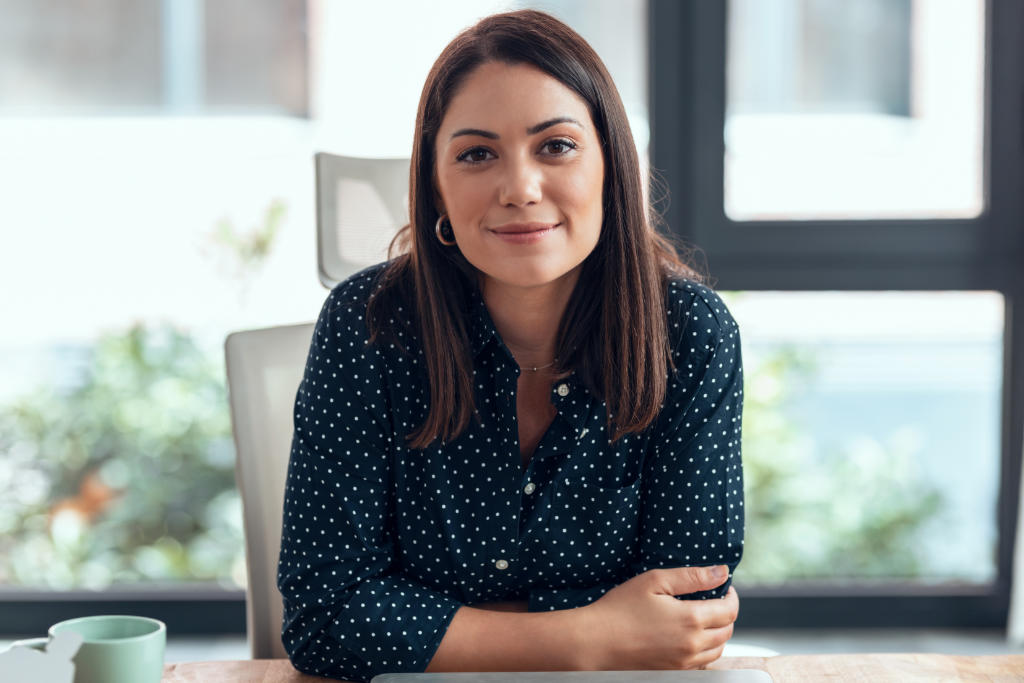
left=654, top=565, right=729, bottom=595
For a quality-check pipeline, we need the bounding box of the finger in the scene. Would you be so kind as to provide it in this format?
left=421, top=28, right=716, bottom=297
left=681, top=591, right=739, bottom=630
left=652, top=565, right=731, bottom=596
left=694, top=622, right=734, bottom=653
left=710, top=585, right=740, bottom=624
left=692, top=642, right=727, bottom=670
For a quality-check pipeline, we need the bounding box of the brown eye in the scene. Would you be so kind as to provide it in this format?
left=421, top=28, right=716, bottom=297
left=456, top=147, right=494, bottom=164
left=543, top=138, right=577, bottom=155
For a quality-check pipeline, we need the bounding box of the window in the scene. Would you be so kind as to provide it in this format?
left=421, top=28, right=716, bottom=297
left=0, top=0, right=314, bottom=635
left=0, top=0, right=307, bottom=115
left=650, top=0, right=1023, bottom=627
left=725, top=0, right=984, bottom=220
left=727, top=290, right=1003, bottom=586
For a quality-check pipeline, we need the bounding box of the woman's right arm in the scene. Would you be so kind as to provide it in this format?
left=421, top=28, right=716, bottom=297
left=427, top=566, right=737, bottom=673
left=278, top=289, right=465, bottom=682
left=426, top=605, right=587, bottom=672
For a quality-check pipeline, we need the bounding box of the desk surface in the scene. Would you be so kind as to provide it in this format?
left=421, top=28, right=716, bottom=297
left=162, top=654, right=1024, bottom=682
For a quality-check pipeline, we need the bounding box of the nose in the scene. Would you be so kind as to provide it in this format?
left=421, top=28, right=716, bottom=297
left=498, top=154, right=542, bottom=207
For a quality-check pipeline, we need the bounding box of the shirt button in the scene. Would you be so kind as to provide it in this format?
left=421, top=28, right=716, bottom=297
left=524, top=482, right=536, bottom=495
left=495, top=559, right=509, bottom=570
left=556, top=383, right=570, bottom=397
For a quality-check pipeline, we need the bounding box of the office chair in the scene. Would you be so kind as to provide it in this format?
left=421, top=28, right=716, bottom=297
left=224, top=153, right=408, bottom=658
left=315, top=152, right=410, bottom=287
left=225, top=322, right=314, bottom=659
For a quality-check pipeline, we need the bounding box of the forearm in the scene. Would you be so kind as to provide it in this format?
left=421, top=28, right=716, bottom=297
left=469, top=600, right=528, bottom=612
left=426, top=604, right=589, bottom=673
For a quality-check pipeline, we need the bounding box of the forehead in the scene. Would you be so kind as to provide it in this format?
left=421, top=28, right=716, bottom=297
left=440, top=61, right=593, bottom=133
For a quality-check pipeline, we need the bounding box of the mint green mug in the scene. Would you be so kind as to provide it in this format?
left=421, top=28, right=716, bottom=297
left=11, top=615, right=165, bottom=683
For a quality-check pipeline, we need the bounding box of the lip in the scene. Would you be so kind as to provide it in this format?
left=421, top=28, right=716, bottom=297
left=488, top=222, right=559, bottom=245
left=489, top=222, right=559, bottom=234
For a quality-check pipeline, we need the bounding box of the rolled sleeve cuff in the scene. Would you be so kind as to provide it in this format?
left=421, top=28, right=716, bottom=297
left=326, top=574, right=464, bottom=676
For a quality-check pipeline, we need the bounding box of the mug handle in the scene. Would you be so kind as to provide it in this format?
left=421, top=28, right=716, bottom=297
left=7, top=637, right=49, bottom=651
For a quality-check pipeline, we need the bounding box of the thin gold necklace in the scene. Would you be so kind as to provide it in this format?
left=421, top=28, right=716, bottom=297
left=523, top=358, right=557, bottom=372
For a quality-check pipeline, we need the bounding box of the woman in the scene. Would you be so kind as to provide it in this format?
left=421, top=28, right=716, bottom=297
left=278, top=9, right=743, bottom=682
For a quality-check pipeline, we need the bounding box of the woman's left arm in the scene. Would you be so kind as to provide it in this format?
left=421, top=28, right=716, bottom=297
left=526, top=289, right=744, bottom=611
left=634, top=290, right=745, bottom=599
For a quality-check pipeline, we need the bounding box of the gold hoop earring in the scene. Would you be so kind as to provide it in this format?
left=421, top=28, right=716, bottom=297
left=435, top=214, right=457, bottom=246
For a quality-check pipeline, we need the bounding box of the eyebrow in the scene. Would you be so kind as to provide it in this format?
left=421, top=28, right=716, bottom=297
left=448, top=116, right=583, bottom=141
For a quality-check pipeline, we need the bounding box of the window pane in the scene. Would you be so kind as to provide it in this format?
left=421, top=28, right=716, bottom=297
left=0, top=120, right=320, bottom=590
left=725, top=0, right=985, bottom=221
left=204, top=0, right=308, bottom=115
left=722, top=290, right=1003, bottom=586
left=0, top=0, right=163, bottom=113
left=0, top=0, right=307, bottom=115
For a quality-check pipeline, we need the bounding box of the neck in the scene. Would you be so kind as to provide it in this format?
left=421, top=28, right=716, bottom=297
left=480, top=268, right=580, bottom=370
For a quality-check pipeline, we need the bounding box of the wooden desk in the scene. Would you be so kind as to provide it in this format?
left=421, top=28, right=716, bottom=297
left=162, top=654, right=1024, bottom=682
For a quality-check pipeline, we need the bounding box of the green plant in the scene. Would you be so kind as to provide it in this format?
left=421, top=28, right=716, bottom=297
left=735, top=339, right=944, bottom=585
left=0, top=324, right=243, bottom=589
left=205, top=199, right=287, bottom=280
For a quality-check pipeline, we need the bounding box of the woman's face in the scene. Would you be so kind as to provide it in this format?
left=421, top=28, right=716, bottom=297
left=434, top=61, right=605, bottom=292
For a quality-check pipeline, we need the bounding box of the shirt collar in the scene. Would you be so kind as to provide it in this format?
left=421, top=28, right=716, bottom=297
left=468, top=284, right=593, bottom=436
left=467, top=283, right=579, bottom=382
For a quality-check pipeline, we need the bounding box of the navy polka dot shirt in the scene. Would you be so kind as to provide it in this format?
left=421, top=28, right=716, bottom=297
left=277, top=262, right=744, bottom=681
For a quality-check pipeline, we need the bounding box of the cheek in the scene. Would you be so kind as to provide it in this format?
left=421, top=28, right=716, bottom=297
left=561, top=161, right=605, bottom=227
left=441, top=173, right=491, bottom=225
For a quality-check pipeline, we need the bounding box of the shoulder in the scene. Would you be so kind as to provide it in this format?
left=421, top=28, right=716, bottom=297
left=313, top=261, right=391, bottom=347
left=664, top=275, right=741, bottom=366
left=324, top=261, right=391, bottom=312
left=316, top=259, right=418, bottom=358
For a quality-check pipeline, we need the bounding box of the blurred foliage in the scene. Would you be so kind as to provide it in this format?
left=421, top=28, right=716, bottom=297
left=0, top=199, right=290, bottom=590
left=0, top=285, right=946, bottom=591
left=203, top=198, right=286, bottom=281
left=726, top=293, right=945, bottom=585
left=0, top=324, right=243, bottom=589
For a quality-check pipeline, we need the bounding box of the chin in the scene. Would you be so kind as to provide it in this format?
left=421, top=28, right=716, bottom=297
left=485, top=262, right=580, bottom=290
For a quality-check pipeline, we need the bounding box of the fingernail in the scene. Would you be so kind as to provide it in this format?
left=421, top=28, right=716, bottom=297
left=710, top=565, right=727, bottom=579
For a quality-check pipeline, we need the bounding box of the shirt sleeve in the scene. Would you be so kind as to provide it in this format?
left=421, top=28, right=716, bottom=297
left=277, top=287, right=463, bottom=682
left=527, top=584, right=615, bottom=612
left=635, top=289, right=745, bottom=600
left=529, top=289, right=744, bottom=611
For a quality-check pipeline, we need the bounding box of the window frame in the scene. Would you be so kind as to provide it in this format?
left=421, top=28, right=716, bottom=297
left=0, top=586, right=245, bottom=637
left=649, top=0, right=1023, bottom=627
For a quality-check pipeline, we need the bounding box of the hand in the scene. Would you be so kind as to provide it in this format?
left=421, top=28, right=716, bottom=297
left=577, top=565, right=739, bottom=671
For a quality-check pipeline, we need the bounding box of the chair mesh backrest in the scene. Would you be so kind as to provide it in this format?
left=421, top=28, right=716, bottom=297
left=225, top=322, right=315, bottom=659
left=315, top=152, right=409, bottom=288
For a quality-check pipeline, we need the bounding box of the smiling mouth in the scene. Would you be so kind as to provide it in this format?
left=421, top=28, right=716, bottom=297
left=489, top=222, right=560, bottom=234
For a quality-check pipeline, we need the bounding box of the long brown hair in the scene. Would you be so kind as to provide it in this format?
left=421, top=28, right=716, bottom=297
left=366, top=9, right=707, bottom=449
